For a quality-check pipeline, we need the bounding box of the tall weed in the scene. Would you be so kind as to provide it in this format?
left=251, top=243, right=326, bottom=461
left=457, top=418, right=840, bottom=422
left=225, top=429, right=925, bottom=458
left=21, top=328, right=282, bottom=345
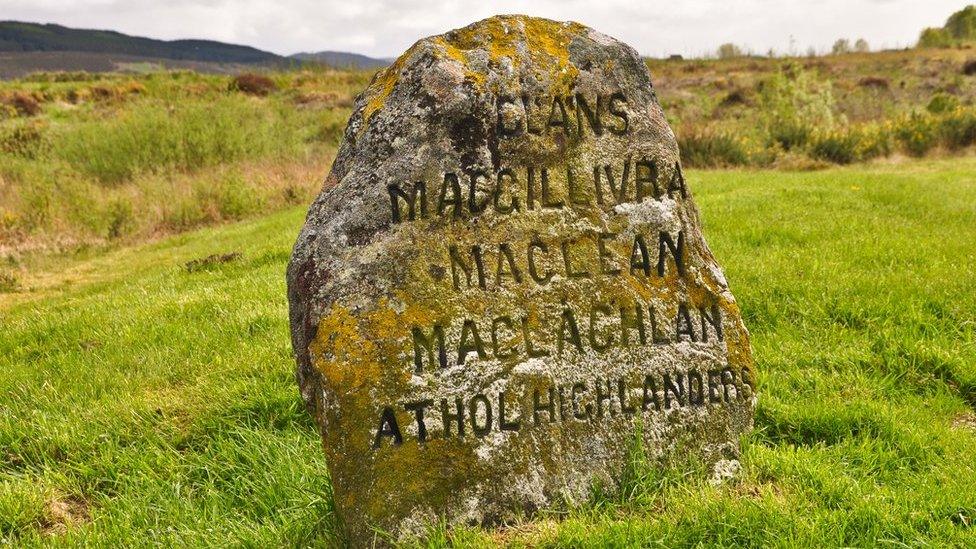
left=759, top=66, right=839, bottom=151
left=678, top=128, right=750, bottom=167
left=54, top=96, right=307, bottom=185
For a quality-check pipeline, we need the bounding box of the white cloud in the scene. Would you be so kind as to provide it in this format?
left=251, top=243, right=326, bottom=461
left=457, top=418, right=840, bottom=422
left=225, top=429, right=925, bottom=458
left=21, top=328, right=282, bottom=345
left=0, top=0, right=965, bottom=58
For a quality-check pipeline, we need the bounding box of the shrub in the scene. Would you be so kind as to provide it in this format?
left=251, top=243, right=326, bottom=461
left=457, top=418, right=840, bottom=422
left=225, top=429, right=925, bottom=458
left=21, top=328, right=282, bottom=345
left=964, top=59, right=976, bottom=76
left=65, top=88, right=91, bottom=104
left=858, top=76, right=890, bottom=90
left=719, top=89, right=749, bottom=107
left=945, top=5, right=976, bottom=42
left=809, top=129, right=862, bottom=164
left=716, top=43, right=744, bottom=59
left=939, top=108, right=976, bottom=149
left=106, top=199, right=134, bottom=239
left=854, top=124, right=893, bottom=160
left=24, top=71, right=92, bottom=83
left=919, top=27, right=953, bottom=48
left=229, top=73, right=277, bottom=96
left=89, top=86, right=115, bottom=101
left=759, top=66, right=838, bottom=151
left=0, top=93, right=41, bottom=116
left=894, top=112, right=938, bottom=157
left=677, top=128, right=750, bottom=168
left=927, top=93, right=959, bottom=114
left=209, top=174, right=262, bottom=219
left=0, top=123, right=46, bottom=158
left=919, top=6, right=976, bottom=48
left=769, top=122, right=811, bottom=151
left=0, top=270, right=20, bottom=293
left=118, top=81, right=147, bottom=95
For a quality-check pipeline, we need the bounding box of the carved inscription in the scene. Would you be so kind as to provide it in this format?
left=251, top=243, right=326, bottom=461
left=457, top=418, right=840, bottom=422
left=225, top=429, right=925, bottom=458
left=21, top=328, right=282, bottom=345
left=369, top=88, right=740, bottom=449
left=411, top=301, right=723, bottom=371
left=388, top=158, right=687, bottom=223
left=441, top=230, right=685, bottom=292
left=496, top=92, right=629, bottom=138
left=374, top=365, right=756, bottom=448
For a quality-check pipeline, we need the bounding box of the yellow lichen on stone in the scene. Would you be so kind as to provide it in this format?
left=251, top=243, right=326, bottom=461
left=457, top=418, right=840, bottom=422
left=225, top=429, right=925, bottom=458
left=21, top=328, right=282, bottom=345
left=310, top=305, right=380, bottom=389
left=361, top=15, right=586, bottom=127
left=361, top=69, right=396, bottom=125
left=442, top=15, right=583, bottom=92
left=431, top=37, right=488, bottom=88
left=360, top=42, right=420, bottom=126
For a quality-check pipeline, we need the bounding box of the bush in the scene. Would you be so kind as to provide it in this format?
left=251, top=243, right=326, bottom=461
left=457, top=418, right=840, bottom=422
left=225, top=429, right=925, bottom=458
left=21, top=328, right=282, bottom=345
left=0, top=270, right=20, bottom=293
left=0, top=123, right=46, bottom=158
left=0, top=92, right=41, bottom=116
left=89, top=86, right=115, bottom=101
left=945, top=5, right=976, bottom=42
left=65, top=87, right=91, bottom=104
left=677, top=129, right=750, bottom=167
left=759, top=66, right=838, bottom=151
left=719, top=89, right=749, bottom=107
left=858, top=76, right=890, bottom=90
left=918, top=27, right=953, bottom=48
left=23, top=71, right=103, bottom=83
left=810, top=130, right=862, bottom=164
left=927, top=93, right=959, bottom=114
left=208, top=174, right=262, bottom=220
left=894, top=112, right=938, bottom=157
left=229, top=73, right=277, bottom=96
left=854, top=124, right=893, bottom=160
left=105, top=199, right=134, bottom=239
left=919, top=6, right=976, bottom=48
left=716, top=43, right=744, bottom=59
left=939, top=108, right=976, bottom=149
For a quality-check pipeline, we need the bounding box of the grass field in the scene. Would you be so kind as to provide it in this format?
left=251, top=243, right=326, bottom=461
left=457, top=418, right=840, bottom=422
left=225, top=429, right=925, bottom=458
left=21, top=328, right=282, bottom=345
left=2, top=159, right=975, bottom=546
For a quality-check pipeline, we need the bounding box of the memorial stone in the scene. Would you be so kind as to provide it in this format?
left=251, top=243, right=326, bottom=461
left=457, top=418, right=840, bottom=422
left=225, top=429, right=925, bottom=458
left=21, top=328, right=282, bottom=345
left=287, top=15, right=757, bottom=544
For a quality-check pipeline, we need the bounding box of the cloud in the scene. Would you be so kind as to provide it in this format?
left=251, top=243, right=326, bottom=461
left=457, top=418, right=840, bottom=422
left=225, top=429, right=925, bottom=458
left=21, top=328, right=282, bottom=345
left=1, top=0, right=964, bottom=57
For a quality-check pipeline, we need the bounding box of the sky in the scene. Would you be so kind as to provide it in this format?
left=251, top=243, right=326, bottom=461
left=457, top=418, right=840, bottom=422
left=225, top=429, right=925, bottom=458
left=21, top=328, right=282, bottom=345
left=0, top=0, right=968, bottom=59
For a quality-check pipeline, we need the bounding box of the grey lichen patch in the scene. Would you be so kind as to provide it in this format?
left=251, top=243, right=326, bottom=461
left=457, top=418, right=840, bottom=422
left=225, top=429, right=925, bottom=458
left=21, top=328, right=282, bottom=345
left=287, top=14, right=756, bottom=545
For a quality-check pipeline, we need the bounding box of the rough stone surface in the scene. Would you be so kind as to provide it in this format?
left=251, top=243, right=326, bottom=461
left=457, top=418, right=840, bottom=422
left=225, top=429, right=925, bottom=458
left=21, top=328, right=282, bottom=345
left=288, top=15, right=756, bottom=544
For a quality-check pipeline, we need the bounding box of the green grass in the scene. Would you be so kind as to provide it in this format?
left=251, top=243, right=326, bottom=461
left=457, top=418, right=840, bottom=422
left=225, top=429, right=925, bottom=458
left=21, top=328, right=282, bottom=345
left=2, top=159, right=975, bottom=546
left=0, top=69, right=365, bottom=251
left=53, top=96, right=310, bottom=184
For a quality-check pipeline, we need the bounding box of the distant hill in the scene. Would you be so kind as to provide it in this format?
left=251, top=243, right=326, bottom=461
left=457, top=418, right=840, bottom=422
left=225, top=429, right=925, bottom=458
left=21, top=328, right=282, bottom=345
left=290, top=50, right=388, bottom=69
left=0, top=21, right=390, bottom=78
left=0, top=21, right=283, bottom=64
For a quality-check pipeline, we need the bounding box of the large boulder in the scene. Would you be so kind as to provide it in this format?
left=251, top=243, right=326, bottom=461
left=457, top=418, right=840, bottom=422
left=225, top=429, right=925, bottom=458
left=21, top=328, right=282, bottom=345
left=287, top=14, right=756, bottom=544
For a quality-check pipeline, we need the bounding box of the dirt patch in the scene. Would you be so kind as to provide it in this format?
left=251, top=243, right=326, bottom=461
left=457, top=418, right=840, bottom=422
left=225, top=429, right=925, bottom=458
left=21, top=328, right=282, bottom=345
left=184, top=252, right=241, bottom=272
left=952, top=412, right=976, bottom=431
left=489, top=518, right=559, bottom=545
left=858, top=76, right=890, bottom=89
left=229, top=73, right=277, bottom=96
left=40, top=494, right=90, bottom=535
